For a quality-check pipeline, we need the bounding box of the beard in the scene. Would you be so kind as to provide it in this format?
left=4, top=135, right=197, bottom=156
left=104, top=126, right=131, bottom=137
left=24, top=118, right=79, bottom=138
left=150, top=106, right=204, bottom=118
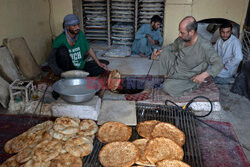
left=222, top=34, right=231, bottom=41
left=68, top=28, right=80, bottom=35
left=182, top=34, right=192, bottom=42
left=152, top=25, right=157, bottom=31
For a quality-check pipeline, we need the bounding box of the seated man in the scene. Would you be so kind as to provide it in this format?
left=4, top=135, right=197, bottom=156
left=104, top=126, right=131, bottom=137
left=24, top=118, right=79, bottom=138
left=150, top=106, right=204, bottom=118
left=132, top=15, right=163, bottom=57
left=159, top=16, right=223, bottom=97
left=48, top=14, right=108, bottom=77
left=214, top=23, right=243, bottom=84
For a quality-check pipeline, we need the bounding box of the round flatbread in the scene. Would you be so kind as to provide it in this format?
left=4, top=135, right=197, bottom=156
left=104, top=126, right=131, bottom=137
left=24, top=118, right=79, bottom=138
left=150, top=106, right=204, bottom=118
left=145, top=137, right=184, bottom=164
left=132, top=139, right=154, bottom=166
left=156, top=159, right=190, bottom=167
left=50, top=153, right=82, bottom=167
left=99, top=141, right=139, bottom=167
left=33, top=139, right=62, bottom=161
left=107, top=70, right=121, bottom=91
left=151, top=122, right=185, bottom=146
left=136, top=120, right=160, bottom=139
left=97, top=122, right=132, bottom=143
left=65, top=137, right=93, bottom=157
left=79, top=119, right=98, bottom=136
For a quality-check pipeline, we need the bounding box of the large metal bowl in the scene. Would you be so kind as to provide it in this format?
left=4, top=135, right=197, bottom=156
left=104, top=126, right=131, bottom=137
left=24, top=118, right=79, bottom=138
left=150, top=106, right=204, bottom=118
left=53, top=78, right=99, bottom=103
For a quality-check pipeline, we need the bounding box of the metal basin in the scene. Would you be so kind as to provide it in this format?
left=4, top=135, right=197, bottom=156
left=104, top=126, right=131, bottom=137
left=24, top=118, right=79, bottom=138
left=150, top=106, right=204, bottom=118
left=53, top=78, right=99, bottom=103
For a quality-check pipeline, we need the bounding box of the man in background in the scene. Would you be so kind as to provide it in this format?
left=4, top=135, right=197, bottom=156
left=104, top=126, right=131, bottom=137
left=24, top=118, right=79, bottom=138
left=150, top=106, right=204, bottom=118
left=214, top=22, right=243, bottom=84
left=132, top=15, right=163, bottom=58
left=158, top=16, right=223, bottom=96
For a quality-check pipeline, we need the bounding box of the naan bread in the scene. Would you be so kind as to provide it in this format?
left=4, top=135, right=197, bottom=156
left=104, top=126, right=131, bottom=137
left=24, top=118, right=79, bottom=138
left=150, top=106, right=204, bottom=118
left=107, top=69, right=121, bottom=91
left=33, top=139, right=62, bottom=161
left=156, top=159, right=190, bottom=167
left=151, top=122, right=185, bottom=146
left=97, top=121, right=132, bottom=143
left=132, top=139, right=154, bottom=166
left=136, top=120, right=160, bottom=139
left=53, top=117, right=80, bottom=135
left=4, top=121, right=53, bottom=154
left=50, top=153, right=82, bottom=167
left=22, top=159, right=50, bottom=167
left=0, top=155, right=20, bottom=167
left=99, top=141, right=139, bottom=167
left=145, top=137, right=184, bottom=164
left=49, top=128, right=76, bottom=141
left=15, top=146, right=33, bottom=164
left=79, top=119, right=98, bottom=136
left=65, top=137, right=93, bottom=157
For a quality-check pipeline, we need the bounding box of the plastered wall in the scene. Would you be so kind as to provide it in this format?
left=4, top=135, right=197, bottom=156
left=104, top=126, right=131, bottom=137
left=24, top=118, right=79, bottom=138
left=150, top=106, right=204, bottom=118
left=0, top=0, right=72, bottom=64
left=0, top=0, right=248, bottom=64
left=163, top=0, right=249, bottom=45
left=50, top=0, right=73, bottom=37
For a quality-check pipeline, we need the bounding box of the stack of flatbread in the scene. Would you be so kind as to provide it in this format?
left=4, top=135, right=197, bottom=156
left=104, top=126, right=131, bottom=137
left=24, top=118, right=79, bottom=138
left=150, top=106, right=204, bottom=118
left=97, top=122, right=139, bottom=167
left=1, top=117, right=98, bottom=167
left=134, top=120, right=190, bottom=167
left=97, top=121, right=190, bottom=167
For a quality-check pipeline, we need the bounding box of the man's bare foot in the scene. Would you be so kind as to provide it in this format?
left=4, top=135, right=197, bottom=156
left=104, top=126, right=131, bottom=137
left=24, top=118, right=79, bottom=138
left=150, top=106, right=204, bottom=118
left=139, top=53, right=148, bottom=58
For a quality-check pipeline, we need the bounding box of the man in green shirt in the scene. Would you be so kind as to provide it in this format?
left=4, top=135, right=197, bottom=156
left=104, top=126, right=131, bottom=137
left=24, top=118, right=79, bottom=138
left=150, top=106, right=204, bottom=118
left=48, top=14, right=108, bottom=76
left=158, top=16, right=223, bottom=96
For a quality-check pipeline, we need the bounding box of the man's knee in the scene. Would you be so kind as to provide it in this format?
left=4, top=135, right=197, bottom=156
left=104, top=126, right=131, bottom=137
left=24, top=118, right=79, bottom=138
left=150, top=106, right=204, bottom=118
left=56, top=46, right=69, bottom=58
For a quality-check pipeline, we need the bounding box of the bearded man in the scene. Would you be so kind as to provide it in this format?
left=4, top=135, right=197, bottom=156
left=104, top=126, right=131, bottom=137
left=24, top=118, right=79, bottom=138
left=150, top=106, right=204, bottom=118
left=48, top=14, right=108, bottom=76
left=158, top=16, right=223, bottom=96
left=132, top=15, right=163, bottom=57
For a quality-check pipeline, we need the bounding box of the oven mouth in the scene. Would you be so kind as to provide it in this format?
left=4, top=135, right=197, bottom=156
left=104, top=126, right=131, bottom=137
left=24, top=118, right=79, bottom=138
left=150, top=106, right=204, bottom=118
left=112, top=77, right=145, bottom=94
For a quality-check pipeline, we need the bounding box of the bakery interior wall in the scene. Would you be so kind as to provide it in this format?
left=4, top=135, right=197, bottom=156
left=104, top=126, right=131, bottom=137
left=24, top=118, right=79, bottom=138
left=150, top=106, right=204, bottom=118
left=163, top=0, right=249, bottom=45
left=0, top=0, right=73, bottom=65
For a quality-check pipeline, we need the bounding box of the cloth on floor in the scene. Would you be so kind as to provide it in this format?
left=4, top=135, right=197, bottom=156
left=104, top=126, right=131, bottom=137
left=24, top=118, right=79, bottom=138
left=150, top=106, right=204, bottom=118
left=139, top=77, right=221, bottom=111
left=125, top=89, right=151, bottom=101
left=197, top=120, right=250, bottom=167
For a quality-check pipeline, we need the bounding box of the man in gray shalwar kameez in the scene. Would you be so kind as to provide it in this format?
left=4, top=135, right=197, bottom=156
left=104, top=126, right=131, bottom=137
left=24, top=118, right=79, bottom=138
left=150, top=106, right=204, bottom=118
left=159, top=16, right=223, bottom=97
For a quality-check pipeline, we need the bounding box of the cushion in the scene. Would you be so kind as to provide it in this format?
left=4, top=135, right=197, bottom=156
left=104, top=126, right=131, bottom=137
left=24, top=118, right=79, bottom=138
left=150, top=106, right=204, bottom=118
left=3, top=37, right=41, bottom=79
left=0, top=76, right=10, bottom=108
left=0, top=47, right=22, bottom=83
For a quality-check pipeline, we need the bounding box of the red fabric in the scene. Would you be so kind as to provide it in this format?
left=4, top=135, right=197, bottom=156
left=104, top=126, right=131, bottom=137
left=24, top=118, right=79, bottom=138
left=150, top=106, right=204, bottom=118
left=197, top=120, right=250, bottom=167
left=125, top=92, right=151, bottom=101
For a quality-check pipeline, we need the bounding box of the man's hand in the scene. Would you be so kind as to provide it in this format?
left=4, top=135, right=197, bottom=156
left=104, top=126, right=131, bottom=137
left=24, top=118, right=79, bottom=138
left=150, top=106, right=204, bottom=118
left=88, top=47, right=108, bottom=70
left=191, top=72, right=210, bottom=84
left=146, top=34, right=155, bottom=45
left=154, top=40, right=159, bottom=45
left=152, top=49, right=163, bottom=60
left=98, top=62, right=108, bottom=70
left=224, top=64, right=228, bottom=70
